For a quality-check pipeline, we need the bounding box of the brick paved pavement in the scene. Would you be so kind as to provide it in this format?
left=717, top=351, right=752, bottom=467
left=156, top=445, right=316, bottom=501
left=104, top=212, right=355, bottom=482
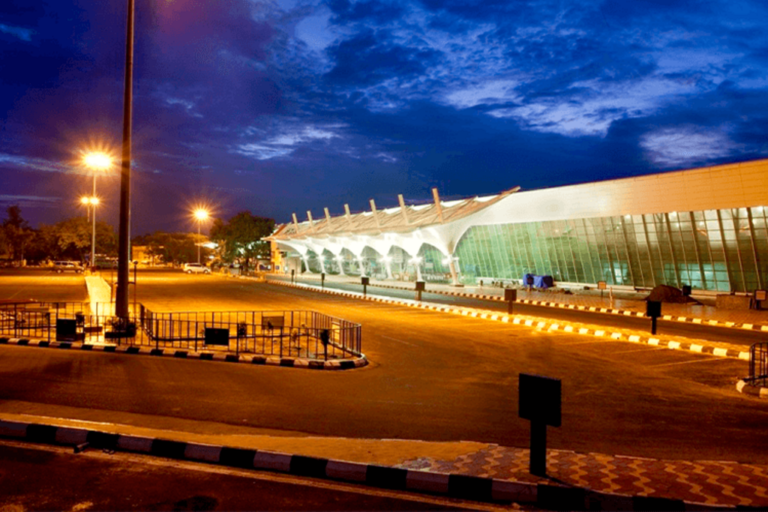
left=396, top=444, right=768, bottom=507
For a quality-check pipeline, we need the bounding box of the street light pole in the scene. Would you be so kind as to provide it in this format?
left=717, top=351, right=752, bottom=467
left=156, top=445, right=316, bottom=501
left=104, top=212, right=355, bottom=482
left=197, top=221, right=201, bottom=264
left=116, top=0, right=135, bottom=319
left=91, top=174, right=97, bottom=268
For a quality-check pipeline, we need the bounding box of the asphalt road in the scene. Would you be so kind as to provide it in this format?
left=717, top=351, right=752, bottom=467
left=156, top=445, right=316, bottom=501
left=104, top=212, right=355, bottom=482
left=0, top=268, right=88, bottom=303
left=279, top=274, right=768, bottom=346
left=0, top=271, right=766, bottom=466
left=0, top=440, right=477, bottom=511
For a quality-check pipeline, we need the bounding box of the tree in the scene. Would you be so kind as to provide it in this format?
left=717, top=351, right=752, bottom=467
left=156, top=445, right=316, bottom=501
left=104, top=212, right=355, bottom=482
left=210, top=211, right=274, bottom=270
left=2, top=205, right=34, bottom=261
left=133, top=232, right=203, bottom=265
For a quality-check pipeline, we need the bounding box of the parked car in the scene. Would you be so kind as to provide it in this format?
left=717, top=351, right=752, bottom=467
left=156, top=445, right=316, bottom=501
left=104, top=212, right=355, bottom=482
left=53, top=261, right=83, bottom=274
left=183, top=263, right=211, bottom=274
left=93, top=259, right=117, bottom=269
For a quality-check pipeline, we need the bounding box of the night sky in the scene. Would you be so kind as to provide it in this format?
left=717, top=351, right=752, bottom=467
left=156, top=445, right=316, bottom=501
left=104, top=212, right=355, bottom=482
left=2, top=0, right=767, bottom=234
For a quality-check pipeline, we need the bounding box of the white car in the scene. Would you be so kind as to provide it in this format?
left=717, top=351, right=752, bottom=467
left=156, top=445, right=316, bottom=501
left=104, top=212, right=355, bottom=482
left=183, top=263, right=210, bottom=274
left=53, top=261, right=83, bottom=274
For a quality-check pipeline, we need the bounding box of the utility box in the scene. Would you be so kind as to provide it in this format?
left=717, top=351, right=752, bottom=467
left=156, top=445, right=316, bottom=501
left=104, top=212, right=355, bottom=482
left=205, top=327, right=229, bottom=346
left=56, top=319, right=78, bottom=342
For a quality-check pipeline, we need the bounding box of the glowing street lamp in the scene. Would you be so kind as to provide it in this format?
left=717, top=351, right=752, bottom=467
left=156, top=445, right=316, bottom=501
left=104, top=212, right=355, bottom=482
left=83, top=152, right=112, bottom=268
left=193, top=208, right=209, bottom=264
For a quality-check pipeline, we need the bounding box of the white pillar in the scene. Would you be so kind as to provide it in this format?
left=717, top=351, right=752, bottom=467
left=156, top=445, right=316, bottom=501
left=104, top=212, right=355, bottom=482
left=448, top=257, right=459, bottom=285
left=336, top=255, right=345, bottom=276
left=384, top=259, right=393, bottom=280
left=358, top=256, right=366, bottom=277
left=318, top=255, right=326, bottom=274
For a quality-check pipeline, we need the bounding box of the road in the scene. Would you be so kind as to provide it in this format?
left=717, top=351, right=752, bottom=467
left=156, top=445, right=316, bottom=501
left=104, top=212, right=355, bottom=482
left=277, top=274, right=768, bottom=346
left=0, top=268, right=87, bottom=303
left=0, top=271, right=766, bottom=465
left=0, top=440, right=480, bottom=511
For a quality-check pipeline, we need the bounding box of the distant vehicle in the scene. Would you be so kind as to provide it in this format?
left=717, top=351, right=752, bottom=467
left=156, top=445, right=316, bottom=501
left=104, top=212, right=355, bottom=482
left=183, top=263, right=210, bottom=274
left=53, top=261, right=83, bottom=274
left=93, top=259, right=117, bottom=269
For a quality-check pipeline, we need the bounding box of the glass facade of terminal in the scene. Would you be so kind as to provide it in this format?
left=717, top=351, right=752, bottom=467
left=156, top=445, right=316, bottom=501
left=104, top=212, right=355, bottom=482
left=454, top=207, right=767, bottom=292
left=298, top=206, right=767, bottom=292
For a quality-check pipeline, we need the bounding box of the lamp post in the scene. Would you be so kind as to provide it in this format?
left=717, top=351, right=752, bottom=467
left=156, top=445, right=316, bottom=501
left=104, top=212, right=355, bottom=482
left=193, top=208, right=209, bottom=264
left=115, top=0, right=135, bottom=319
left=80, top=196, right=100, bottom=266
left=83, top=153, right=112, bottom=269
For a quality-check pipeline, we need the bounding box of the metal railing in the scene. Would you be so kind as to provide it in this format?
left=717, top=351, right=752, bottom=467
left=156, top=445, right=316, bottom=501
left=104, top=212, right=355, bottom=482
left=748, top=342, right=768, bottom=387
left=0, top=301, right=362, bottom=361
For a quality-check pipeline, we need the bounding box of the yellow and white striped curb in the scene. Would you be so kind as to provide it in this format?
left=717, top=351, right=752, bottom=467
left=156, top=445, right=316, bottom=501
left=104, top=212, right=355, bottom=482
left=268, top=280, right=750, bottom=361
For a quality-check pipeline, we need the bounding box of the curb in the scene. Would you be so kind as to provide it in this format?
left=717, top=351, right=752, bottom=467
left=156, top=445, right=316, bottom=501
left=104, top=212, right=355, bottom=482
left=268, top=280, right=751, bottom=362
left=285, top=278, right=768, bottom=333
left=736, top=379, right=768, bottom=398
left=0, top=419, right=737, bottom=511
left=0, top=337, right=367, bottom=371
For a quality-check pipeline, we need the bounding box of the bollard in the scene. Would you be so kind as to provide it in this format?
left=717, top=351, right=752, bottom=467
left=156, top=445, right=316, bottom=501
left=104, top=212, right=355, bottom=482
left=504, top=288, right=517, bottom=314
left=361, top=276, right=369, bottom=296
left=321, top=272, right=325, bottom=289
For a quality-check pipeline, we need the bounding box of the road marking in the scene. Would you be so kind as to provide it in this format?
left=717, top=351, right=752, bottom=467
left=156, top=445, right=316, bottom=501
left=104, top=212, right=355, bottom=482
left=649, top=357, right=734, bottom=368
left=613, top=346, right=670, bottom=354
left=379, top=335, right=418, bottom=347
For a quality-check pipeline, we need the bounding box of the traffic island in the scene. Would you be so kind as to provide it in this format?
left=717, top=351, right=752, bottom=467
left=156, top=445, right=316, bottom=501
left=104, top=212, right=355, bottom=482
left=736, top=379, right=768, bottom=398
left=0, top=337, right=368, bottom=371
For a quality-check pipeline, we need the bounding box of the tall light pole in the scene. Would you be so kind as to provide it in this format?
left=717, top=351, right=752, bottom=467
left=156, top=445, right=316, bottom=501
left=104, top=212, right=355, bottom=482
left=116, top=0, right=135, bottom=319
left=194, top=209, right=209, bottom=264
left=83, top=152, right=112, bottom=268
left=80, top=195, right=100, bottom=264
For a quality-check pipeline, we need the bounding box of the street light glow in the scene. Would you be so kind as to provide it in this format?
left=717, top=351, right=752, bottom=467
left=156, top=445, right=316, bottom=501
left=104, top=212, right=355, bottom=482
left=83, top=152, right=113, bottom=171
left=194, top=208, right=210, bottom=221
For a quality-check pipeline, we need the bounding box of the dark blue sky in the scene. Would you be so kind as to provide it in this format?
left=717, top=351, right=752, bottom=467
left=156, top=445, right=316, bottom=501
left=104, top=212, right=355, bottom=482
left=2, top=0, right=767, bottom=234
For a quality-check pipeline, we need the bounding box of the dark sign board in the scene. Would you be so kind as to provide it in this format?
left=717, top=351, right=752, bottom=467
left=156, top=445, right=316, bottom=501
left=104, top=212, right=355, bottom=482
left=361, top=276, right=370, bottom=285
left=262, top=315, right=284, bottom=330
left=597, top=281, right=607, bottom=290
left=646, top=300, right=662, bottom=318
left=755, top=290, right=767, bottom=302
left=204, top=327, right=229, bottom=346
left=504, top=288, right=517, bottom=302
left=415, top=281, right=425, bottom=291
left=519, top=373, right=561, bottom=427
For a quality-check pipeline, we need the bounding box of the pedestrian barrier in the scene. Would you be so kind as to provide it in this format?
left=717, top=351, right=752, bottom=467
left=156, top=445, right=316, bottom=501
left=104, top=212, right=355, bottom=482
left=0, top=301, right=362, bottom=361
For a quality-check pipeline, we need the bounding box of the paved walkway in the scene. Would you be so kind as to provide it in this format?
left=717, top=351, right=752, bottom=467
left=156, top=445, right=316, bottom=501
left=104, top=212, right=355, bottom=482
left=1, top=411, right=767, bottom=509
left=284, top=273, right=768, bottom=328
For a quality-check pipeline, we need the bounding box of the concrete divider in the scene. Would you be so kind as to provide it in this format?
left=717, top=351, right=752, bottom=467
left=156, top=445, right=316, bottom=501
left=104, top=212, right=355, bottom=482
left=84, top=275, right=112, bottom=316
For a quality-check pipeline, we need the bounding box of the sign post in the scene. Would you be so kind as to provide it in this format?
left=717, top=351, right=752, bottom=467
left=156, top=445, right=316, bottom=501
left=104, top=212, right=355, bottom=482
left=519, top=373, right=561, bottom=477
left=646, top=300, right=662, bottom=335
left=754, top=290, right=766, bottom=310
left=504, top=288, right=517, bottom=315
left=597, top=280, right=606, bottom=299
left=321, top=272, right=325, bottom=289
left=415, top=281, right=425, bottom=301
left=291, top=269, right=295, bottom=284
left=361, top=276, right=369, bottom=296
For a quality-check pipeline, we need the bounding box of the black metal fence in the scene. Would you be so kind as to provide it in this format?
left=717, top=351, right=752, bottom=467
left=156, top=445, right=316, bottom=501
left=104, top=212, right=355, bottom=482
left=0, top=301, right=362, bottom=361
left=748, top=342, right=768, bottom=387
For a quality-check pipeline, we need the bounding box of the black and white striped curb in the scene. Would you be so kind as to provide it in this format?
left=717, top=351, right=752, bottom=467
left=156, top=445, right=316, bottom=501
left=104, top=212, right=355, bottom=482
left=0, top=337, right=367, bottom=370
left=736, top=380, right=768, bottom=398
left=270, top=280, right=751, bottom=361
left=282, top=278, right=768, bottom=334
left=0, top=419, right=732, bottom=511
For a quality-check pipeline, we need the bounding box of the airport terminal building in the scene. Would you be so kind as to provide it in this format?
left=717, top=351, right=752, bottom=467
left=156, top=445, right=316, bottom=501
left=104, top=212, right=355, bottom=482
left=267, top=159, right=768, bottom=293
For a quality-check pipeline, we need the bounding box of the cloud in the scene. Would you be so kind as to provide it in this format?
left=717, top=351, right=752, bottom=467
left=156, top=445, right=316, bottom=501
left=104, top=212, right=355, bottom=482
left=0, top=153, right=72, bottom=174
left=640, top=127, right=739, bottom=167
left=236, top=124, right=343, bottom=160
left=0, top=194, right=60, bottom=208
left=0, top=23, right=33, bottom=41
